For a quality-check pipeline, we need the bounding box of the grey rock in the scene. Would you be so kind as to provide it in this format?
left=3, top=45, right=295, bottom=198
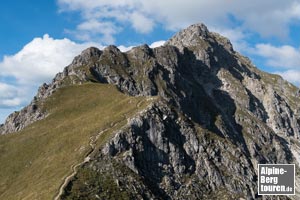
left=0, top=98, right=46, bottom=135
left=1, top=23, right=299, bottom=200
left=64, top=23, right=298, bottom=199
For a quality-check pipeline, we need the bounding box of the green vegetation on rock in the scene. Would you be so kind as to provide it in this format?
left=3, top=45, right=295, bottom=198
left=0, top=83, right=151, bottom=200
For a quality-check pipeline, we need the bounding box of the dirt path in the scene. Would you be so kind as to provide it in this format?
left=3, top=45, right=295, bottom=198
left=53, top=127, right=109, bottom=200
left=54, top=159, right=89, bottom=200
left=53, top=98, right=148, bottom=200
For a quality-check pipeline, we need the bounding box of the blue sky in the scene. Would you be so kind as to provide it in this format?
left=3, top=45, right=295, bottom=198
left=1, top=0, right=300, bottom=123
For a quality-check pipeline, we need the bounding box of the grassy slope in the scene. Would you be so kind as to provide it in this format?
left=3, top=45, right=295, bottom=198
left=0, top=83, right=151, bottom=200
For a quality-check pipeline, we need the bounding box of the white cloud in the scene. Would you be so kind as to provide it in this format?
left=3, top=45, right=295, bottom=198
left=150, top=40, right=165, bottom=48
left=275, top=70, right=300, bottom=86
left=0, top=83, right=24, bottom=108
left=58, top=0, right=300, bottom=43
left=0, top=83, right=18, bottom=99
left=0, top=108, right=15, bottom=124
left=0, top=34, right=99, bottom=85
left=0, top=34, right=103, bottom=119
left=0, top=32, right=166, bottom=123
left=116, top=41, right=165, bottom=52
left=230, top=1, right=300, bottom=38
left=117, top=45, right=136, bottom=52
left=2, top=1, right=300, bottom=120
left=253, top=44, right=300, bottom=68
left=250, top=43, right=300, bottom=85
left=130, top=12, right=155, bottom=33
left=1, top=98, right=22, bottom=107
left=210, top=27, right=250, bottom=52
left=75, top=20, right=119, bottom=44
left=0, top=34, right=102, bottom=122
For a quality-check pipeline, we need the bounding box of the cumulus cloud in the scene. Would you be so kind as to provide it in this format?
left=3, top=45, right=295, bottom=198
left=275, top=70, right=300, bottom=86
left=0, top=83, right=24, bottom=108
left=250, top=43, right=300, bottom=85
left=130, top=12, right=155, bottom=33
left=0, top=32, right=165, bottom=123
left=73, top=20, right=119, bottom=44
left=253, top=44, right=300, bottom=68
left=0, top=34, right=102, bottom=122
left=150, top=40, right=166, bottom=48
left=0, top=34, right=99, bottom=85
left=0, top=109, right=15, bottom=123
left=58, top=0, right=300, bottom=43
left=210, top=27, right=250, bottom=52
left=2, top=0, right=300, bottom=121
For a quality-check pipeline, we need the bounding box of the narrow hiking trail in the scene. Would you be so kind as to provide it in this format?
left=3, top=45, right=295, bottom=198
left=53, top=97, right=155, bottom=200
left=54, top=116, right=128, bottom=200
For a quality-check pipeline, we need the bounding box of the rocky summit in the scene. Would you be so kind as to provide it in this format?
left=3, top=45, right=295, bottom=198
left=0, top=23, right=299, bottom=200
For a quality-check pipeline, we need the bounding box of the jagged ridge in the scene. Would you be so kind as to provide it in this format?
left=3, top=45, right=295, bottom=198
left=0, top=23, right=300, bottom=199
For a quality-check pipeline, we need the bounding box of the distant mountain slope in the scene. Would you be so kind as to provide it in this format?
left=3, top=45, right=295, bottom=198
left=0, top=83, right=152, bottom=200
left=0, top=23, right=299, bottom=200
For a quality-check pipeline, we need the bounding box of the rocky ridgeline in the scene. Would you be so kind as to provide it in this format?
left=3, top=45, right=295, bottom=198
left=1, top=23, right=299, bottom=199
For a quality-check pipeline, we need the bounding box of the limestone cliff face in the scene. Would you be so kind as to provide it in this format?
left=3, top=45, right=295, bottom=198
left=0, top=96, right=45, bottom=134
left=1, top=23, right=299, bottom=199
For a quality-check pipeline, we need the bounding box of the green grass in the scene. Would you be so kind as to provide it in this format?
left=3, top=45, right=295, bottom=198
left=62, top=159, right=140, bottom=200
left=63, top=167, right=131, bottom=200
left=0, top=83, right=152, bottom=200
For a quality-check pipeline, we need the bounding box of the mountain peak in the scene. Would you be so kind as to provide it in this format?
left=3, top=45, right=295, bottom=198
left=71, top=46, right=102, bottom=67
left=165, top=23, right=209, bottom=47
left=1, top=23, right=300, bottom=200
left=79, top=46, right=102, bottom=59
left=103, top=45, right=120, bottom=52
left=166, top=23, right=234, bottom=52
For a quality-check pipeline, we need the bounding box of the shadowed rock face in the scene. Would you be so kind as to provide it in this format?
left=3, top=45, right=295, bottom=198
left=1, top=23, right=299, bottom=199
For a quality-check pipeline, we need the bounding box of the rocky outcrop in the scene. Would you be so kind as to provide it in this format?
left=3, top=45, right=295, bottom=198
left=0, top=47, right=102, bottom=135
left=1, top=23, right=299, bottom=199
left=0, top=98, right=45, bottom=134
left=60, top=24, right=300, bottom=199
